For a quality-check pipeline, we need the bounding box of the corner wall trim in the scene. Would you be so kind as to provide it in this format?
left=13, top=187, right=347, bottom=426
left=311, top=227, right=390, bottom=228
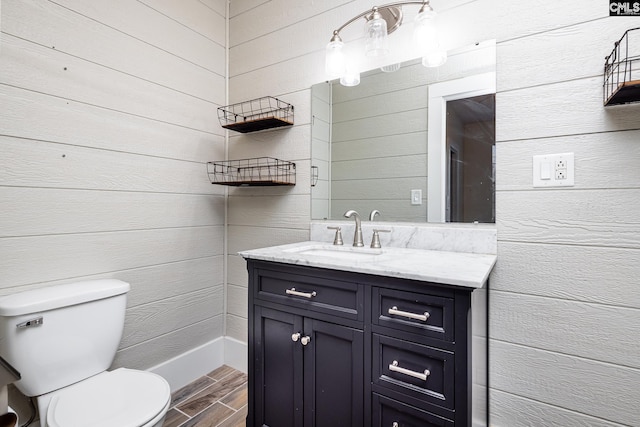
left=224, top=336, right=248, bottom=373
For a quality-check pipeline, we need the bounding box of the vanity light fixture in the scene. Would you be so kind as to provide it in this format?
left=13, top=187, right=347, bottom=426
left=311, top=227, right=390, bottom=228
left=325, top=1, right=447, bottom=85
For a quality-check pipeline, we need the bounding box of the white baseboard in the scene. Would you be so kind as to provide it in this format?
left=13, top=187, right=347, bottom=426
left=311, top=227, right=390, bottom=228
left=147, top=337, right=247, bottom=392
left=224, top=336, right=248, bottom=373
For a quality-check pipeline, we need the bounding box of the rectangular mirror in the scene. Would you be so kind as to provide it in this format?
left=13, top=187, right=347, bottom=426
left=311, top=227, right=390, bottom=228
left=311, top=40, right=496, bottom=223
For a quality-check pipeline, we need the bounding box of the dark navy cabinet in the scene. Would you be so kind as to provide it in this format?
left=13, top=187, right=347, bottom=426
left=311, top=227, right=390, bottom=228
left=246, top=259, right=480, bottom=427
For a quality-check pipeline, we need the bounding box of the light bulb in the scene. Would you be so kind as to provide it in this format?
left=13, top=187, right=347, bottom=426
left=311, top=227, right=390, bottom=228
left=413, top=4, right=447, bottom=67
left=364, top=9, right=389, bottom=57
left=413, top=6, right=438, bottom=51
left=340, top=65, right=360, bottom=86
left=325, top=38, right=346, bottom=78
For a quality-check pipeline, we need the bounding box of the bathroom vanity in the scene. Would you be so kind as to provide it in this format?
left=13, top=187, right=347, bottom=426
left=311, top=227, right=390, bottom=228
left=241, top=239, right=496, bottom=427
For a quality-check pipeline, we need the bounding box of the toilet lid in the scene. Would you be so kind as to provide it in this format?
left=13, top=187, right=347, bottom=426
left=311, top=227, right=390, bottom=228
left=47, top=368, right=170, bottom=427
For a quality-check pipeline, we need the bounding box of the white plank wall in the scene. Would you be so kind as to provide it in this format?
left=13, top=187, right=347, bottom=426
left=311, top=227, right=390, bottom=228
left=492, top=1, right=640, bottom=425
left=227, top=0, right=640, bottom=425
left=0, top=0, right=227, bottom=378
left=329, top=63, right=429, bottom=222
left=311, top=82, right=331, bottom=220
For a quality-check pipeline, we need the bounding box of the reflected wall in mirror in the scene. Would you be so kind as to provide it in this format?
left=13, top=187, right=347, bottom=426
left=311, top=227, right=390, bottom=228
left=311, top=40, right=496, bottom=223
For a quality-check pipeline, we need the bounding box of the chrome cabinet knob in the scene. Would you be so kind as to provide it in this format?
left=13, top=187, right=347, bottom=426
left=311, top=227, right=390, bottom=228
left=301, top=336, right=311, bottom=346
left=291, top=332, right=301, bottom=342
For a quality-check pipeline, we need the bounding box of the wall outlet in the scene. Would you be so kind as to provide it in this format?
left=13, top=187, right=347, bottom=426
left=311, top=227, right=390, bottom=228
left=533, top=153, right=574, bottom=187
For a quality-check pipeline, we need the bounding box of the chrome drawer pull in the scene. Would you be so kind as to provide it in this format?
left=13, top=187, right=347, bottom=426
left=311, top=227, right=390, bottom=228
left=388, top=306, right=430, bottom=322
left=389, top=360, right=430, bottom=381
left=285, top=287, right=317, bottom=299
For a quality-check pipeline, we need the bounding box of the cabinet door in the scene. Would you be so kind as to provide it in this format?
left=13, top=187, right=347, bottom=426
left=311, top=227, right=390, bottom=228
left=253, top=306, right=304, bottom=427
left=303, top=318, right=364, bottom=427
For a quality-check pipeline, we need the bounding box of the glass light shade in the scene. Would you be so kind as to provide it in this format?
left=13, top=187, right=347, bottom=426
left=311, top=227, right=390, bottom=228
left=325, top=39, right=346, bottom=78
left=413, top=7, right=447, bottom=68
left=365, top=10, right=389, bottom=57
left=413, top=8, right=438, bottom=52
left=340, top=66, right=361, bottom=86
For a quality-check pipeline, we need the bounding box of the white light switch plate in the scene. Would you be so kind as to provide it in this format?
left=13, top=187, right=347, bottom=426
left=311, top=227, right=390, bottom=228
left=533, top=153, right=574, bottom=187
left=411, top=189, right=422, bottom=205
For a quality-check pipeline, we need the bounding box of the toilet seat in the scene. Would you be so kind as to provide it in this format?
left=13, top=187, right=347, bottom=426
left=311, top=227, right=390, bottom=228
left=46, top=368, right=170, bottom=427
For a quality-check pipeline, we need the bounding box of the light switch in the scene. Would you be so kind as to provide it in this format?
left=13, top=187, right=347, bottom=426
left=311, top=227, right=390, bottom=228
left=411, top=189, right=422, bottom=205
left=540, top=161, right=551, bottom=180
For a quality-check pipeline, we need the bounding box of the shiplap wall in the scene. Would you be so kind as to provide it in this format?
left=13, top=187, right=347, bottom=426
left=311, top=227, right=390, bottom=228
left=0, top=0, right=227, bottom=373
left=311, top=81, right=331, bottom=220
left=491, top=2, right=640, bottom=425
left=330, top=61, right=430, bottom=222
left=228, top=0, right=640, bottom=425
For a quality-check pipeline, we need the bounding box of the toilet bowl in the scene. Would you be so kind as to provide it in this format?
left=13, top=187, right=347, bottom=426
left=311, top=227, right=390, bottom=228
left=0, top=280, right=172, bottom=427
left=45, top=369, right=170, bottom=427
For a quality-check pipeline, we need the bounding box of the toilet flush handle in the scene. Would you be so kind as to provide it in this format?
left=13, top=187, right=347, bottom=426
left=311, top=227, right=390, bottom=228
left=16, top=316, right=43, bottom=329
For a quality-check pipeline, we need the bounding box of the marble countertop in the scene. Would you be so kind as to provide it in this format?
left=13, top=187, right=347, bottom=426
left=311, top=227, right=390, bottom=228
left=239, top=241, right=497, bottom=288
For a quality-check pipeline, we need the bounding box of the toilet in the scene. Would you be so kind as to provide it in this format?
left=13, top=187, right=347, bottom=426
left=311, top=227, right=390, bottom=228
left=0, top=279, right=171, bottom=427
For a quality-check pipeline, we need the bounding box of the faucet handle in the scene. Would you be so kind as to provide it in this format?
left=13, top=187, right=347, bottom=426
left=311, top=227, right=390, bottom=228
left=327, top=226, right=344, bottom=246
left=370, top=229, right=391, bottom=249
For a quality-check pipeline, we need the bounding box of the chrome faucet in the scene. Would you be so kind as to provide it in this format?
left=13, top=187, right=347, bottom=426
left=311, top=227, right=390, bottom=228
left=369, top=209, right=381, bottom=221
left=344, top=210, right=364, bottom=247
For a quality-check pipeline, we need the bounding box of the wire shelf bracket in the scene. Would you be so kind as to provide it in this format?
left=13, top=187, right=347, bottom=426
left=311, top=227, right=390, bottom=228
left=604, top=27, right=640, bottom=106
left=218, top=96, right=294, bottom=133
left=207, top=157, right=296, bottom=187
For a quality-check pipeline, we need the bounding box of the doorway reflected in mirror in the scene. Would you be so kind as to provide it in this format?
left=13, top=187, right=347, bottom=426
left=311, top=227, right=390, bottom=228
left=445, top=94, right=495, bottom=223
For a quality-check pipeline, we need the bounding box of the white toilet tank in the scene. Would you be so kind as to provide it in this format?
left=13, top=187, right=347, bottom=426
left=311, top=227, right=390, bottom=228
left=0, top=279, right=130, bottom=397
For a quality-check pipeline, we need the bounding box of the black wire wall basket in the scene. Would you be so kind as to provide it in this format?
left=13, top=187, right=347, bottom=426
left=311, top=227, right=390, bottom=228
left=207, top=157, right=296, bottom=186
left=217, top=96, right=294, bottom=133
left=604, top=27, right=640, bottom=106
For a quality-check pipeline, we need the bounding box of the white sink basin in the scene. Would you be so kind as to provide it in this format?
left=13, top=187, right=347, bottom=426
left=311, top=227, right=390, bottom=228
left=283, top=244, right=383, bottom=261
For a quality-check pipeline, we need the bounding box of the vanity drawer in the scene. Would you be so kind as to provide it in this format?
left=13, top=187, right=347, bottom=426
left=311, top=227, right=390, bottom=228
left=255, top=268, right=363, bottom=321
left=373, top=334, right=454, bottom=409
left=373, top=287, right=454, bottom=342
left=372, top=394, right=453, bottom=427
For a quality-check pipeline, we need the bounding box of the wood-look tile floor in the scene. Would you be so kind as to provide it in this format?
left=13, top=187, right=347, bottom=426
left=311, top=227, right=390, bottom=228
left=162, top=365, right=247, bottom=427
